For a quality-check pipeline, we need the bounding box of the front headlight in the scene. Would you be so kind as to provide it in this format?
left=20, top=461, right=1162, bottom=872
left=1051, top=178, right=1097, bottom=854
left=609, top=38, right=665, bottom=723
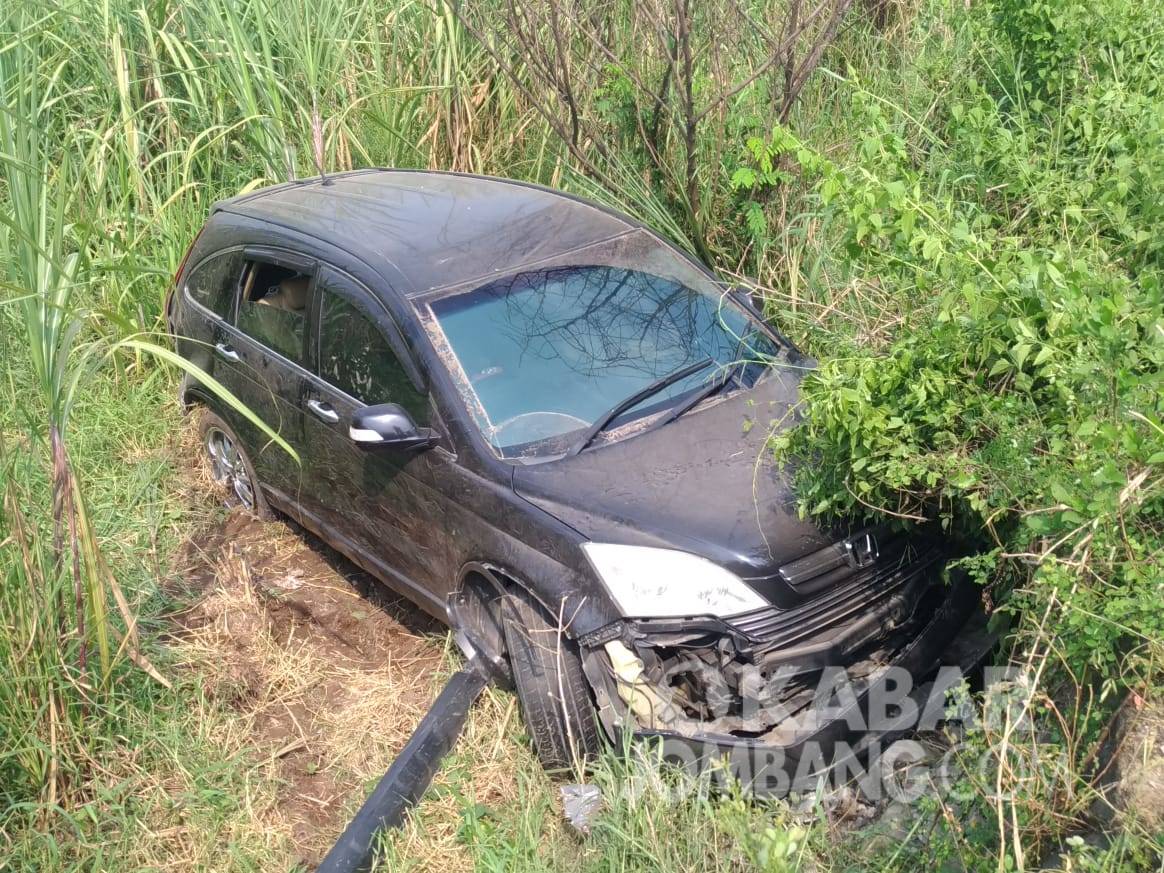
left=581, top=543, right=766, bottom=618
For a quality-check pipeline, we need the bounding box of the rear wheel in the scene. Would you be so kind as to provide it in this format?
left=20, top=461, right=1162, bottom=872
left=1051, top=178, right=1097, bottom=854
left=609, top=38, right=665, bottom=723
left=197, top=408, right=273, bottom=520
left=501, top=588, right=603, bottom=772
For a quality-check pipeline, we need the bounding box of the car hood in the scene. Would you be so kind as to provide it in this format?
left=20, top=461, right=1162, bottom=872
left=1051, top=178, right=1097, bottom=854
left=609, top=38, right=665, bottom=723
left=511, top=361, right=851, bottom=605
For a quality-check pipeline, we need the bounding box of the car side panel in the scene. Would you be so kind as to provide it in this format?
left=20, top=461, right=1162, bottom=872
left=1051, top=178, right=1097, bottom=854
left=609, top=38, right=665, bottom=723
left=421, top=450, right=621, bottom=636
left=216, top=316, right=313, bottom=505
left=175, top=212, right=620, bottom=638
left=298, top=369, right=448, bottom=611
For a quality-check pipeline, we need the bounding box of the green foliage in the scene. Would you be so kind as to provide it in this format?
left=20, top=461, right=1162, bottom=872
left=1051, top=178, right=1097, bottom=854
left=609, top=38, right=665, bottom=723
left=770, top=0, right=1164, bottom=676
left=993, top=0, right=1159, bottom=99
left=728, top=133, right=796, bottom=244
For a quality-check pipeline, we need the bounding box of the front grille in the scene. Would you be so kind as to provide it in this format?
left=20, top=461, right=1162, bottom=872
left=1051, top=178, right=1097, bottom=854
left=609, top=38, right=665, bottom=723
left=770, top=524, right=909, bottom=596
left=726, top=545, right=943, bottom=651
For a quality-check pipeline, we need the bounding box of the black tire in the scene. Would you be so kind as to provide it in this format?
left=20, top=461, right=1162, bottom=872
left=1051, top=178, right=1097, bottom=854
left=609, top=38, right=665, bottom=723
left=501, top=589, right=603, bottom=772
left=196, top=408, right=274, bottom=520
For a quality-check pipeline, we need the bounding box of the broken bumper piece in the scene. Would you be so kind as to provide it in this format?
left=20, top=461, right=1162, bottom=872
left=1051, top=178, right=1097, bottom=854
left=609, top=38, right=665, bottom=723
left=580, top=571, right=995, bottom=797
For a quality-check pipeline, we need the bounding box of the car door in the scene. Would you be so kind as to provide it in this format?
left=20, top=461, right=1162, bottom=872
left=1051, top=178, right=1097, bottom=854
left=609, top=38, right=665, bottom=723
left=176, top=244, right=244, bottom=394
left=215, top=245, right=317, bottom=507
left=301, top=265, right=447, bottom=611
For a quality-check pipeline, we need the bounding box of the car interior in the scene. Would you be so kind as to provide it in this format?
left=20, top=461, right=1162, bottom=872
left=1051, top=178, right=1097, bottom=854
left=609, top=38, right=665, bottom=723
left=237, top=261, right=312, bottom=360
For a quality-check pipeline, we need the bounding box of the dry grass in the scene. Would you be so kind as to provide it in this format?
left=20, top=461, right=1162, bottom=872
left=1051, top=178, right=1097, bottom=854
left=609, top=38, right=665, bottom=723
left=96, top=431, right=567, bottom=871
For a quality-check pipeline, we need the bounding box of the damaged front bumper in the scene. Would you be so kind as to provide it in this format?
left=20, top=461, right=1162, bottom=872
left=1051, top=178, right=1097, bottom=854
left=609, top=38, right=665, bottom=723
left=579, top=560, right=995, bottom=796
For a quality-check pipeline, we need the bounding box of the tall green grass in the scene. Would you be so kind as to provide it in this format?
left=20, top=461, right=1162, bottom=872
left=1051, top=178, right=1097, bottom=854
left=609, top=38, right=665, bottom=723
left=1, top=19, right=133, bottom=808
left=0, top=0, right=542, bottom=816
left=0, top=4, right=303, bottom=810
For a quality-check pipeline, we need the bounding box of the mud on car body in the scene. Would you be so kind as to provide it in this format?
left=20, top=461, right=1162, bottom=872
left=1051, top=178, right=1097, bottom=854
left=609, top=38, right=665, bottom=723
left=167, top=169, right=987, bottom=787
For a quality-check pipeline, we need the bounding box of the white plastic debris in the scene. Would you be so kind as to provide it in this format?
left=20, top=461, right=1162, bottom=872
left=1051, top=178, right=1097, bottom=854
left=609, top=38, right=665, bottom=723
left=560, top=783, right=603, bottom=835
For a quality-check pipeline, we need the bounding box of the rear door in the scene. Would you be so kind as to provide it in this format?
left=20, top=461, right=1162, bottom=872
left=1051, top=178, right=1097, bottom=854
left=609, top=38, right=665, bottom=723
left=215, top=246, right=317, bottom=508
left=301, top=265, right=447, bottom=611
left=175, top=245, right=244, bottom=390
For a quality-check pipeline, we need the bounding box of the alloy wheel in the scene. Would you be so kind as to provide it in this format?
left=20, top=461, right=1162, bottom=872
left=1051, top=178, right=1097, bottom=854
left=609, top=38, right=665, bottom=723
left=204, top=426, right=256, bottom=510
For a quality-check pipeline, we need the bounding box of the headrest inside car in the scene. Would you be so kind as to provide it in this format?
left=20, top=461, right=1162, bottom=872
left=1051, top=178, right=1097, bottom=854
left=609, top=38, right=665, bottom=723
left=253, top=274, right=310, bottom=312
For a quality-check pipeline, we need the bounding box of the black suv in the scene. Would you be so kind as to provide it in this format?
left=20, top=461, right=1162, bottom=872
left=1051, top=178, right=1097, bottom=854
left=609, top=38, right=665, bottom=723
left=168, top=169, right=983, bottom=786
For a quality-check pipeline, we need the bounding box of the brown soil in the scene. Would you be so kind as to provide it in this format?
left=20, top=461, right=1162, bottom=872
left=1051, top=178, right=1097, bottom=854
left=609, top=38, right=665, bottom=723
left=166, top=505, right=449, bottom=868
left=1103, top=691, right=1164, bottom=832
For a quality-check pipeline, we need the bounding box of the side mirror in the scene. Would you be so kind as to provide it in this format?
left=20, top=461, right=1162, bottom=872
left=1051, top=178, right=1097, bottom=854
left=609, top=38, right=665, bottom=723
left=349, top=403, right=436, bottom=451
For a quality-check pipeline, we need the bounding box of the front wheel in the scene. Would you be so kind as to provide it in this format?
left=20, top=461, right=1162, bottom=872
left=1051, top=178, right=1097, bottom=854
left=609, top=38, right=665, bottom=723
left=501, top=589, right=603, bottom=772
left=197, top=408, right=273, bottom=520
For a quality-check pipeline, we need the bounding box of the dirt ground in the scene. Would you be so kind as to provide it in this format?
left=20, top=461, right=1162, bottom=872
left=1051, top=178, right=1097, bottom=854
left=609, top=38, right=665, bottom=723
left=166, top=504, right=463, bottom=867
left=133, top=423, right=566, bottom=871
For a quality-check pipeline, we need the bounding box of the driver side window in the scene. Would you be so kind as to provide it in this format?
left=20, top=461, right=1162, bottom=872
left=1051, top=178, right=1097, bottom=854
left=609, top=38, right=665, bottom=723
left=317, top=284, right=428, bottom=424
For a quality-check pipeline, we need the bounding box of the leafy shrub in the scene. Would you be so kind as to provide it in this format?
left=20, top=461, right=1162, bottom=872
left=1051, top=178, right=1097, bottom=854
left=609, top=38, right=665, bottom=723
left=770, top=0, right=1164, bottom=678
left=759, top=6, right=1161, bottom=863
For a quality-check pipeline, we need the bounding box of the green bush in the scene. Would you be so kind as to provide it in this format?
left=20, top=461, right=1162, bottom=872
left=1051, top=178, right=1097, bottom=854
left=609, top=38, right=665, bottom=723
left=770, top=0, right=1164, bottom=677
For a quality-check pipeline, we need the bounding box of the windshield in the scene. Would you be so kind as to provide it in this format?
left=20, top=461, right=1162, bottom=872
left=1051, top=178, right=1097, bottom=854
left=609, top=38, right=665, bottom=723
left=425, top=259, right=780, bottom=459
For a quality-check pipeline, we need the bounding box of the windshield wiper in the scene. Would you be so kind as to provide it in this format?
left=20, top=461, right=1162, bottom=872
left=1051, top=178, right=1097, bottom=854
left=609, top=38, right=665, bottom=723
left=643, top=360, right=745, bottom=436
left=566, top=357, right=714, bottom=457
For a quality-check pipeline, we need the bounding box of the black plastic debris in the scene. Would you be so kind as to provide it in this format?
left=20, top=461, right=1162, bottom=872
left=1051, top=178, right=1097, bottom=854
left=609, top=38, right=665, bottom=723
left=316, top=657, right=489, bottom=873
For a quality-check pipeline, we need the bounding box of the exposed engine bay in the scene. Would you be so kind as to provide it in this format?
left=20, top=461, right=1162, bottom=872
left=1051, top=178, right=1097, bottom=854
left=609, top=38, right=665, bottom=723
left=579, top=546, right=979, bottom=747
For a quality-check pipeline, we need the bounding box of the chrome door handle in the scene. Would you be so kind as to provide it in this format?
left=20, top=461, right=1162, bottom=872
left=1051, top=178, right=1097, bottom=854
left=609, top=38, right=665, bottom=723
left=307, top=398, right=339, bottom=424
left=214, top=342, right=240, bottom=363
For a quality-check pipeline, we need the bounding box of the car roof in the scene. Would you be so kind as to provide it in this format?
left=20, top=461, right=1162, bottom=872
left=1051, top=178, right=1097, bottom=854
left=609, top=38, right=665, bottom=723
left=213, top=169, right=639, bottom=299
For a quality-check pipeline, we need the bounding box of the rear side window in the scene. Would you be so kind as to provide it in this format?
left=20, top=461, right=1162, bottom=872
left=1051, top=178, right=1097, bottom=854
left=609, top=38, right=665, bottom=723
left=236, top=260, right=313, bottom=365
left=318, top=290, right=427, bottom=423
left=184, top=250, right=242, bottom=318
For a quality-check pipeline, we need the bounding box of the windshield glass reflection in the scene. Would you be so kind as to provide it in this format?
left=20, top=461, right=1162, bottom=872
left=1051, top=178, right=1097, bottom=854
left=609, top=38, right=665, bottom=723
left=428, top=264, right=779, bottom=458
